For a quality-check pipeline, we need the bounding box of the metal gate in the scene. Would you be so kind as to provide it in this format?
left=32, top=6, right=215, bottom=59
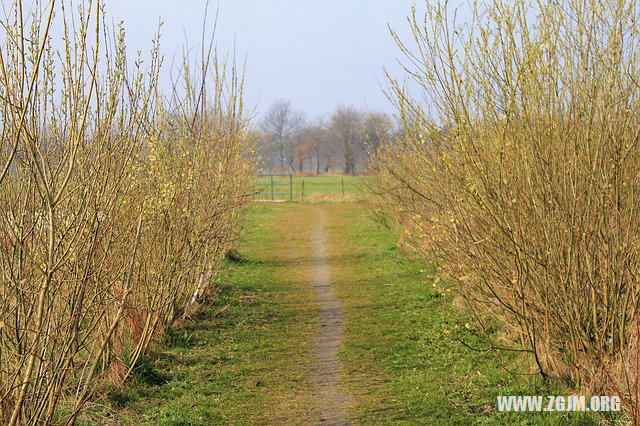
left=254, top=173, right=293, bottom=202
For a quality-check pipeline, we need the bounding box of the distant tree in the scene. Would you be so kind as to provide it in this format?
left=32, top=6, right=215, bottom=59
left=301, top=120, right=333, bottom=174
left=260, top=100, right=305, bottom=171
left=361, top=113, right=396, bottom=173
left=328, top=106, right=364, bottom=175
left=283, top=119, right=306, bottom=171
left=363, top=112, right=389, bottom=153
left=259, top=103, right=388, bottom=174
left=293, top=140, right=313, bottom=172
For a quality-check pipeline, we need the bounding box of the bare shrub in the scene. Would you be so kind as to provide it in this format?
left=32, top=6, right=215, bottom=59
left=371, top=0, right=640, bottom=411
left=0, top=1, right=255, bottom=424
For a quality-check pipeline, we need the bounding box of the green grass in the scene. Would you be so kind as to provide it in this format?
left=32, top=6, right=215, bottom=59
left=253, top=175, right=362, bottom=201
left=330, top=204, right=614, bottom=424
left=82, top=183, right=622, bottom=424
left=82, top=204, right=318, bottom=425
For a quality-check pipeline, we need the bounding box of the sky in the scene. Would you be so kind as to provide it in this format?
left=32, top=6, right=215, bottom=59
left=104, top=0, right=418, bottom=119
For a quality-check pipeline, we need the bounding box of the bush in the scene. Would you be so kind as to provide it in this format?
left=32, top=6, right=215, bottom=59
left=371, top=0, right=640, bottom=413
left=0, top=1, right=255, bottom=423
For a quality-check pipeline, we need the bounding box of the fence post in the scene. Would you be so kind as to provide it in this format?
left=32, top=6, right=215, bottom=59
left=289, top=174, right=293, bottom=202
left=341, top=178, right=344, bottom=197
left=270, top=175, right=274, bottom=201
left=301, top=180, right=305, bottom=201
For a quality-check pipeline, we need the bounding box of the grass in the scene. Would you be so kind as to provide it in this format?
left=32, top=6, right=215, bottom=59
left=82, top=204, right=319, bottom=424
left=253, top=174, right=362, bottom=202
left=327, top=203, right=613, bottom=424
left=85, top=177, right=620, bottom=424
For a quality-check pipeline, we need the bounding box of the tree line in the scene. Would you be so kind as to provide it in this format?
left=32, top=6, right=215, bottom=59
left=258, top=100, right=389, bottom=175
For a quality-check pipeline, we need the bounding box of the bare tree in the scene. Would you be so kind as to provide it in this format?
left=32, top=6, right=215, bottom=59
left=294, top=138, right=313, bottom=172
left=259, top=103, right=388, bottom=174
left=260, top=100, right=305, bottom=171
left=301, top=120, right=332, bottom=174
left=328, top=106, right=364, bottom=175
left=363, top=112, right=390, bottom=153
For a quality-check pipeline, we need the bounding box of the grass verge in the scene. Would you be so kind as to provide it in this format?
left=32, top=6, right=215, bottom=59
left=326, top=203, right=612, bottom=424
left=85, top=204, right=318, bottom=425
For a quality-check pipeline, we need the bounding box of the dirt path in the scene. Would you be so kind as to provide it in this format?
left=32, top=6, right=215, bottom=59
left=309, top=207, right=352, bottom=425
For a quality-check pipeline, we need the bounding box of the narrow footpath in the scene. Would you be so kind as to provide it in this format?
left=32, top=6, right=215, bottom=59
left=309, top=208, right=352, bottom=425
left=106, top=200, right=555, bottom=425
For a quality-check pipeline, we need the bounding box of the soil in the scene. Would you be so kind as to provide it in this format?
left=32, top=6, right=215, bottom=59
left=308, top=207, right=352, bottom=425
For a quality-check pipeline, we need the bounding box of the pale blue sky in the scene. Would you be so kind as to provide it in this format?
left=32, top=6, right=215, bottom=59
left=105, top=1, right=417, bottom=118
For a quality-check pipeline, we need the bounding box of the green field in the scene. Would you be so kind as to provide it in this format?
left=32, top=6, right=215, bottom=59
left=85, top=177, right=616, bottom=424
left=253, top=174, right=361, bottom=201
